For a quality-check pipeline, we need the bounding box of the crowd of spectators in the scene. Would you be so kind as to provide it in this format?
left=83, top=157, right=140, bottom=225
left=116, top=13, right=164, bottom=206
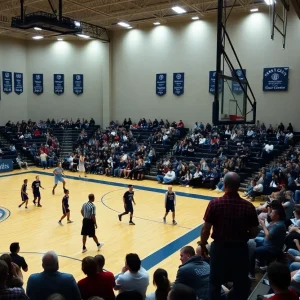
left=1, top=242, right=226, bottom=300
left=155, top=121, right=295, bottom=188
left=2, top=118, right=96, bottom=169
left=66, top=118, right=186, bottom=180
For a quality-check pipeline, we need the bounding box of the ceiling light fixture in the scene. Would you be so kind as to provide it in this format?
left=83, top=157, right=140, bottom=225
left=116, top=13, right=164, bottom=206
left=74, top=21, right=81, bottom=27
left=118, top=22, right=130, bottom=28
left=172, top=6, right=187, bottom=14
left=153, top=22, right=160, bottom=25
left=34, top=27, right=42, bottom=30
left=57, top=38, right=63, bottom=41
left=32, top=35, right=44, bottom=40
left=191, top=16, right=199, bottom=20
left=76, top=34, right=90, bottom=39
left=264, top=0, right=273, bottom=5
left=250, top=8, right=259, bottom=12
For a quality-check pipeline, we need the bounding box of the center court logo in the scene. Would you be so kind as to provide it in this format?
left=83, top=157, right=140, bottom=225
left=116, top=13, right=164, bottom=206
left=0, top=207, right=10, bottom=222
left=271, top=73, right=280, bottom=81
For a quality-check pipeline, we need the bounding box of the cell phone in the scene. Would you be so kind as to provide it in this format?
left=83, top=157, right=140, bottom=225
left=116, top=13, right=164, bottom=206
left=263, top=279, right=270, bottom=286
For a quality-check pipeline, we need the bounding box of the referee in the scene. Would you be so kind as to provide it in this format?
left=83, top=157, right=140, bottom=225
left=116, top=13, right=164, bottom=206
left=81, top=194, right=104, bottom=253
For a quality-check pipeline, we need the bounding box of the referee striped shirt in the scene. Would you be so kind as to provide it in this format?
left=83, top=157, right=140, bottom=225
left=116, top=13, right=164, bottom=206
left=82, top=201, right=96, bottom=219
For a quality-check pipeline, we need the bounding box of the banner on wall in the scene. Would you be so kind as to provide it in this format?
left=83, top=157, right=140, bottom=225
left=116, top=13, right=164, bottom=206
left=0, top=159, right=13, bottom=173
left=156, top=73, right=167, bottom=96
left=54, top=74, right=64, bottom=95
left=173, top=73, right=184, bottom=95
left=2, top=71, right=12, bottom=94
left=209, top=71, right=223, bottom=94
left=232, top=69, right=246, bottom=93
left=263, top=67, right=289, bottom=91
left=14, top=72, right=23, bottom=95
left=73, top=74, right=83, bottom=95
left=33, top=74, right=43, bottom=95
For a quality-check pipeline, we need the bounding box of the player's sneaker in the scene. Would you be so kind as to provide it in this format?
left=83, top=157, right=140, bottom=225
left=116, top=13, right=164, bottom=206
left=173, top=220, right=177, bottom=225
left=67, top=220, right=73, bottom=223
left=129, top=221, right=135, bottom=225
left=97, top=243, right=104, bottom=251
left=118, top=214, right=122, bottom=221
left=163, top=217, right=166, bottom=224
left=82, top=248, right=87, bottom=253
left=37, top=204, right=42, bottom=207
left=58, top=221, right=63, bottom=226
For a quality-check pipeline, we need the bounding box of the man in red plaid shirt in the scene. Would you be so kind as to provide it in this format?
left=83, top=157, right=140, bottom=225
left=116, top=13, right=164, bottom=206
left=199, top=172, right=259, bottom=300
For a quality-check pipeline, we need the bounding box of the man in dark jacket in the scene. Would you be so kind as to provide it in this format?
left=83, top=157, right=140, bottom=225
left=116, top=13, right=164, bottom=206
left=174, top=246, right=225, bottom=300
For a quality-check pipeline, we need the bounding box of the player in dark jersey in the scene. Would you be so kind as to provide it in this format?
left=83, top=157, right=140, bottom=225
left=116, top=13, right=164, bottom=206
left=58, top=189, right=73, bottom=225
left=18, top=179, right=29, bottom=209
left=163, top=186, right=177, bottom=225
left=32, top=175, right=44, bottom=207
left=118, top=185, right=136, bottom=225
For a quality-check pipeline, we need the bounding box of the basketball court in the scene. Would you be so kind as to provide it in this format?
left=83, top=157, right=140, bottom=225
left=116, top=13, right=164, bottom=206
left=0, top=168, right=219, bottom=292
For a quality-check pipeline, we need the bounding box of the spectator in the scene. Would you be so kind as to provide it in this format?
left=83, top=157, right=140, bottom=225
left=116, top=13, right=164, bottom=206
left=156, top=168, right=176, bottom=184
left=47, top=294, right=66, bottom=300
left=251, top=207, right=286, bottom=271
left=16, top=155, right=28, bottom=170
left=114, top=253, right=149, bottom=297
left=146, top=268, right=170, bottom=300
left=116, top=291, right=143, bottom=300
left=0, top=260, right=28, bottom=299
left=77, top=256, right=115, bottom=300
left=199, top=172, right=259, bottom=300
left=40, top=151, right=48, bottom=169
left=265, top=262, right=298, bottom=299
left=167, top=284, right=197, bottom=300
left=174, top=246, right=211, bottom=300
left=26, top=251, right=81, bottom=300
left=0, top=254, right=23, bottom=288
left=9, top=242, right=28, bottom=272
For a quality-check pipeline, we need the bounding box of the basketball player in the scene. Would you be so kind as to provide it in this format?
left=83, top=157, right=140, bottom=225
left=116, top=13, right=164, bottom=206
left=118, top=185, right=136, bottom=225
left=163, top=186, right=177, bottom=225
left=78, top=154, right=87, bottom=178
left=52, top=162, right=66, bottom=195
left=32, top=175, right=44, bottom=207
left=18, top=179, right=29, bottom=209
left=58, top=189, right=73, bottom=225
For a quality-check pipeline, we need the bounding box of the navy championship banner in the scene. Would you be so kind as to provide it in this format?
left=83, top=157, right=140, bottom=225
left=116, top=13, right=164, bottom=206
left=2, top=71, right=12, bottom=94
left=173, top=73, right=184, bottom=95
left=14, top=72, right=23, bottom=95
left=33, top=74, right=43, bottom=95
left=232, top=69, right=246, bottom=93
left=156, top=73, right=167, bottom=96
left=54, top=74, right=64, bottom=95
left=73, top=74, right=83, bottom=95
left=263, top=67, right=289, bottom=91
left=209, top=71, right=223, bottom=94
left=0, top=159, right=13, bottom=173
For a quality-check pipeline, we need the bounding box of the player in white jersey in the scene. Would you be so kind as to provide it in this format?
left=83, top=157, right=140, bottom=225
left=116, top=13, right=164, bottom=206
left=52, top=162, right=66, bottom=195
left=78, top=154, right=86, bottom=178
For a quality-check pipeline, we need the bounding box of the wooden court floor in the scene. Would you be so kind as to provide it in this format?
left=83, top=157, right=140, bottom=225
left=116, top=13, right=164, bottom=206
left=0, top=168, right=251, bottom=292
